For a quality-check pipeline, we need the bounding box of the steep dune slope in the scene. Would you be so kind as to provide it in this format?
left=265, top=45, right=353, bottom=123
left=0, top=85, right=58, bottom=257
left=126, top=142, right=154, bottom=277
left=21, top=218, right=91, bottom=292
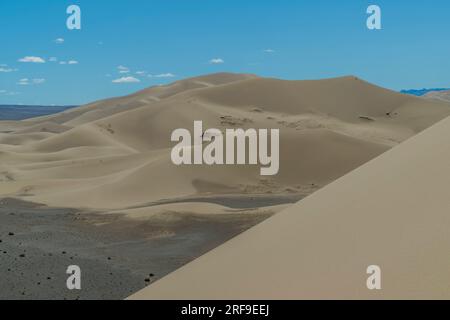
left=130, top=115, right=450, bottom=300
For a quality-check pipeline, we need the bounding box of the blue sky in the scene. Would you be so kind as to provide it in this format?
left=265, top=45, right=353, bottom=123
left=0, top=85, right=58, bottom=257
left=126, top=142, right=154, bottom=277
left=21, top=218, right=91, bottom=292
left=1, top=0, right=450, bottom=105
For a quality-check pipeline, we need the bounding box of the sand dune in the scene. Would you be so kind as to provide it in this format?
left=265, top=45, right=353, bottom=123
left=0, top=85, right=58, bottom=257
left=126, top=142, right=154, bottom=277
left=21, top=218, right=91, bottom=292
left=1, top=73, right=450, bottom=210
left=129, top=114, right=450, bottom=300
left=2, top=73, right=450, bottom=300
left=23, top=73, right=257, bottom=127
left=425, top=89, right=450, bottom=102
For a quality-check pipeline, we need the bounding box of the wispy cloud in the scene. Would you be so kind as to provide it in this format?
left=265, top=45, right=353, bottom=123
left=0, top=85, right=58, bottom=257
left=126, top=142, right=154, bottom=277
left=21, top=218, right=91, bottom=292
left=49, top=57, right=58, bottom=62
left=17, top=78, right=30, bottom=85
left=135, top=71, right=147, bottom=75
left=209, top=58, right=225, bottom=64
left=263, top=49, right=275, bottom=53
left=0, top=90, right=20, bottom=96
left=117, top=65, right=130, bottom=74
left=18, top=56, right=46, bottom=63
left=32, top=78, right=46, bottom=84
left=54, top=38, right=65, bottom=44
left=112, top=76, right=140, bottom=83
left=59, top=60, right=79, bottom=65
left=0, top=65, right=18, bottom=72
left=17, top=78, right=45, bottom=85
left=152, top=73, right=175, bottom=78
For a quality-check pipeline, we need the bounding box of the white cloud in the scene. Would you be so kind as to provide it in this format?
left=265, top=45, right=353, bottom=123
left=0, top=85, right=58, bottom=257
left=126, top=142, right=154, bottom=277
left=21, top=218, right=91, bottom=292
left=17, top=78, right=30, bottom=85
left=59, top=60, right=78, bottom=65
left=209, top=58, right=224, bottom=64
left=263, top=49, right=275, bottom=53
left=0, top=90, right=20, bottom=96
left=0, top=65, right=17, bottom=72
left=18, top=56, right=46, bottom=63
left=17, top=78, right=45, bottom=85
left=54, top=38, right=65, bottom=44
left=135, top=71, right=146, bottom=75
left=49, top=57, right=58, bottom=62
left=117, top=65, right=130, bottom=73
left=112, top=76, right=140, bottom=83
left=32, top=78, right=46, bottom=84
left=154, top=73, right=175, bottom=78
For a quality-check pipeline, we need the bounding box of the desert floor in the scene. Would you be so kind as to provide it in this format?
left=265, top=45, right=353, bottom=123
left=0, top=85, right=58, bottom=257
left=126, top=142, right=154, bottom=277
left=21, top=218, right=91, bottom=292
left=0, top=196, right=288, bottom=299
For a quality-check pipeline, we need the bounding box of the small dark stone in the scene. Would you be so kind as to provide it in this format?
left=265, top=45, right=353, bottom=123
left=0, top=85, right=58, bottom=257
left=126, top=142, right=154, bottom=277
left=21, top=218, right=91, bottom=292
left=47, top=277, right=52, bottom=280
left=149, top=273, right=155, bottom=277
left=144, top=278, right=151, bottom=283
left=8, top=232, right=14, bottom=236
left=62, top=251, right=66, bottom=255
left=19, top=254, right=25, bottom=258
left=107, top=257, right=112, bottom=260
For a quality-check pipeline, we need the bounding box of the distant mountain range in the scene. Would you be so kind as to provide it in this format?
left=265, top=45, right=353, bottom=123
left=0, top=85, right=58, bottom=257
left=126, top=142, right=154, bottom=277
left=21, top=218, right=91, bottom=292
left=0, top=105, right=77, bottom=121
left=400, top=88, right=450, bottom=96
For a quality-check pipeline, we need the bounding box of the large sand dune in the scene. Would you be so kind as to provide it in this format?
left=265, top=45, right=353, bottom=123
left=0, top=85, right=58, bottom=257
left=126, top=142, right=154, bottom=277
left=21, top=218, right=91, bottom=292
left=425, top=89, right=450, bottom=103
left=1, top=73, right=449, bottom=210
left=129, top=114, right=450, bottom=300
